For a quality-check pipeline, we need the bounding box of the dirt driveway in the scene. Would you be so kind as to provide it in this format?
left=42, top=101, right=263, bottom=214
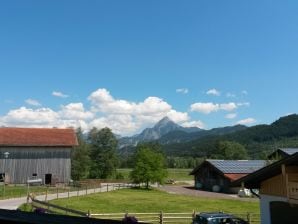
left=158, top=185, right=258, bottom=202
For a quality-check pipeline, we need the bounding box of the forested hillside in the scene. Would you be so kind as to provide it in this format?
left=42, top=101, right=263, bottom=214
left=162, top=114, right=298, bottom=159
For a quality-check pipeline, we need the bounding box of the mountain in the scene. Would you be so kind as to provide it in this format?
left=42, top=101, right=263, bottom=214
left=118, top=116, right=246, bottom=148
left=162, top=114, right=298, bottom=158
left=118, top=117, right=202, bottom=148
left=159, top=124, right=247, bottom=144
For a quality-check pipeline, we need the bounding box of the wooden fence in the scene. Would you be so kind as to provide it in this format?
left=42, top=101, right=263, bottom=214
left=29, top=195, right=260, bottom=224
left=90, top=212, right=260, bottom=224
left=27, top=184, right=260, bottom=224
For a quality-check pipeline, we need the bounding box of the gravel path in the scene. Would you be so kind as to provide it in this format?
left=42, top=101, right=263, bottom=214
left=0, top=183, right=127, bottom=210
left=158, top=185, right=258, bottom=202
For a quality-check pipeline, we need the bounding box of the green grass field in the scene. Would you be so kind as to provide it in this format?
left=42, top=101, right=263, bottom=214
left=0, top=168, right=192, bottom=200
left=117, top=168, right=193, bottom=181
left=42, top=188, right=259, bottom=214
left=0, top=185, right=83, bottom=199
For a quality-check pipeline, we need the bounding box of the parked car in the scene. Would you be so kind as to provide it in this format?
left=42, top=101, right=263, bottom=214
left=192, top=212, right=248, bottom=224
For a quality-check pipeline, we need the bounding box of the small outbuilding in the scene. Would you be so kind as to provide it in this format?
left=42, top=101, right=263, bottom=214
left=232, top=153, right=298, bottom=224
left=0, top=127, right=78, bottom=184
left=190, top=159, right=266, bottom=193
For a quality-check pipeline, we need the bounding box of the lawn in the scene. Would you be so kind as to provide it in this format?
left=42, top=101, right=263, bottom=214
left=46, top=188, right=259, bottom=214
left=0, top=185, right=83, bottom=199
left=117, top=168, right=193, bottom=181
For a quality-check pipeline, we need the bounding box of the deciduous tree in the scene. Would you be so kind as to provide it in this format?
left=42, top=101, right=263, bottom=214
left=130, top=144, right=167, bottom=188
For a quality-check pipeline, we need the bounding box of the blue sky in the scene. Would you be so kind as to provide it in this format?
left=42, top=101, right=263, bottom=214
left=0, top=1, right=298, bottom=136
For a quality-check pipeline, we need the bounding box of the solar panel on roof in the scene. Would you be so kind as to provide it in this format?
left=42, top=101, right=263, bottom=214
left=206, top=160, right=267, bottom=174
left=279, top=148, right=298, bottom=155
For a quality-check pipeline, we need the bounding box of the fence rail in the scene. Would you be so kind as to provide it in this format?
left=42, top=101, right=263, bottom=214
left=31, top=197, right=88, bottom=216
left=29, top=197, right=260, bottom=224
left=91, top=212, right=260, bottom=224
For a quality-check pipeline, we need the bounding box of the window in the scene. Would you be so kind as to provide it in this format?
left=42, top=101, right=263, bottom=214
left=32, top=173, right=37, bottom=177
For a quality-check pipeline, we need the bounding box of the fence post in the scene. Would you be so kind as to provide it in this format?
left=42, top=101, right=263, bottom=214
left=247, top=213, right=251, bottom=224
left=56, top=188, right=59, bottom=199
left=68, top=188, right=70, bottom=199
left=159, top=211, right=163, bottom=224
left=107, top=184, right=109, bottom=192
left=99, top=183, right=101, bottom=192
left=86, top=186, right=88, bottom=195
left=192, top=210, right=196, bottom=219
left=77, top=187, right=79, bottom=197
left=87, top=210, right=91, bottom=217
left=45, top=188, right=48, bottom=202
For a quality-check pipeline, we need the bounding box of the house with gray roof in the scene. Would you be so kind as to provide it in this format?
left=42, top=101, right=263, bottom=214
left=267, top=148, right=298, bottom=160
left=190, top=159, right=267, bottom=193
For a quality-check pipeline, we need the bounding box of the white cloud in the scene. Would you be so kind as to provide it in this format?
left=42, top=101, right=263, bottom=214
left=206, top=88, right=220, bottom=96
left=59, top=103, right=94, bottom=120
left=225, top=113, right=237, bottom=119
left=0, top=107, right=59, bottom=126
left=220, top=102, right=237, bottom=111
left=190, top=102, right=239, bottom=114
left=0, top=106, right=90, bottom=130
left=52, top=91, right=69, bottom=98
left=181, top=120, right=205, bottom=129
left=88, top=88, right=172, bottom=116
left=236, top=118, right=256, bottom=125
left=167, top=110, right=189, bottom=123
left=89, top=115, right=137, bottom=135
left=83, top=88, right=199, bottom=135
left=190, top=101, right=250, bottom=114
left=25, top=99, right=41, bottom=107
left=0, top=88, right=213, bottom=136
left=176, top=88, right=189, bottom=94
left=191, top=102, right=219, bottom=114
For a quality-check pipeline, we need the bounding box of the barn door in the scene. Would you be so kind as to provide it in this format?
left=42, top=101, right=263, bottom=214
left=45, top=174, right=52, bottom=185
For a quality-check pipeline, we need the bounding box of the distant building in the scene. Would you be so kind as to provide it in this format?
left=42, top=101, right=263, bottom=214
left=0, top=128, right=78, bottom=184
left=190, top=159, right=267, bottom=193
left=267, top=148, right=298, bottom=160
left=232, top=153, right=298, bottom=224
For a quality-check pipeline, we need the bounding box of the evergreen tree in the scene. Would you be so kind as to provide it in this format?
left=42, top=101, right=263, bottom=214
left=88, top=127, right=118, bottom=179
left=71, top=128, right=90, bottom=180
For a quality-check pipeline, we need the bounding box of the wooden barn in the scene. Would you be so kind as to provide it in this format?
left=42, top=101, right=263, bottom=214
left=190, top=159, right=266, bottom=193
left=232, top=153, right=298, bottom=224
left=0, top=128, right=78, bottom=184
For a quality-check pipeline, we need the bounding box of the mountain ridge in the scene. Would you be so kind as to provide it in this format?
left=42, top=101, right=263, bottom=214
left=118, top=116, right=246, bottom=148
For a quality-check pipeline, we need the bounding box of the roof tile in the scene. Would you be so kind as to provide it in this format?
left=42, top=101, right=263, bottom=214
left=0, top=128, right=78, bottom=147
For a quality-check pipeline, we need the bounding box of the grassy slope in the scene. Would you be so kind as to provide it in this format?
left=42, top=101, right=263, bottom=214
left=49, top=188, right=259, bottom=214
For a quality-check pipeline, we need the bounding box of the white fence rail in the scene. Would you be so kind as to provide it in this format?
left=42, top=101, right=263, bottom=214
left=91, top=211, right=260, bottom=224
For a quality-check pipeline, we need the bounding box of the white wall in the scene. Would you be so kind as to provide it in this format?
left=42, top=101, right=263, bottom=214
left=259, top=194, right=287, bottom=224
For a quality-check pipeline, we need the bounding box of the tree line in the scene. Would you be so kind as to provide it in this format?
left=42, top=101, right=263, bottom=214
left=71, top=128, right=167, bottom=187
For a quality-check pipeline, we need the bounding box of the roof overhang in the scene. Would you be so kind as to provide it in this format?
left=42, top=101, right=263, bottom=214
left=232, top=152, right=298, bottom=188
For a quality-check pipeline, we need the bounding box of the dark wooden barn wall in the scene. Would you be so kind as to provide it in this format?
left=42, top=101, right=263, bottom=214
left=0, top=147, right=71, bottom=184
left=194, top=164, right=230, bottom=193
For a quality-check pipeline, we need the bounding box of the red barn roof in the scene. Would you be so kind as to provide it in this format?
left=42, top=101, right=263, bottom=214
left=0, top=128, right=78, bottom=147
left=224, top=173, right=248, bottom=181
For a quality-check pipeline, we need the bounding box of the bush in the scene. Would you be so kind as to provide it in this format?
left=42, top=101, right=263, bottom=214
left=122, top=215, right=138, bottom=223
